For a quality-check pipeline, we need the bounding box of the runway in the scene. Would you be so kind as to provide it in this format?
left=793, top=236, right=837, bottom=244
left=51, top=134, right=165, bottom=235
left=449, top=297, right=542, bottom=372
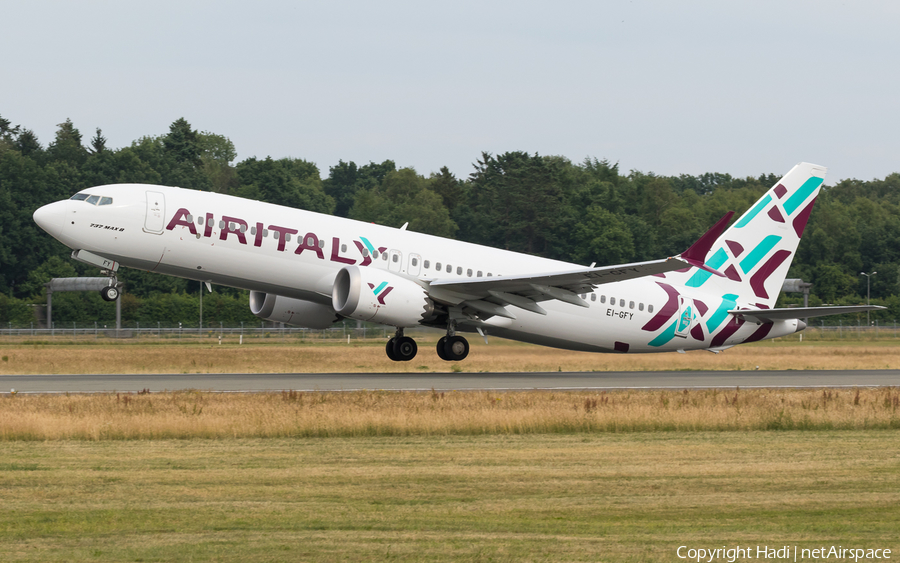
left=2, top=369, right=900, bottom=393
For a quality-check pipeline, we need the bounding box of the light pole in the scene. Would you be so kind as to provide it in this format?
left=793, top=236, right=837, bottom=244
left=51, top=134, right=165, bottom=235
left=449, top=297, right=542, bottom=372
left=860, top=271, right=876, bottom=326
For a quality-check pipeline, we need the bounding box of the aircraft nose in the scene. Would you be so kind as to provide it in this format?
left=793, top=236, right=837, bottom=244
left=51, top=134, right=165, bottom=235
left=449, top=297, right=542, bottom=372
left=33, top=200, right=68, bottom=239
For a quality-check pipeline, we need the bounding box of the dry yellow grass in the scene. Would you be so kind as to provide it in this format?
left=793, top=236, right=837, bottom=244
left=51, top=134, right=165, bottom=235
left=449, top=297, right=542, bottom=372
left=1, top=337, right=899, bottom=374
left=2, top=387, right=899, bottom=440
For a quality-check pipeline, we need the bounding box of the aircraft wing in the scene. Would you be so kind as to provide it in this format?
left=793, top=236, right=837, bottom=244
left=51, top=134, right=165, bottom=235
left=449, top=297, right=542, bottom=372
left=425, top=257, right=690, bottom=317
left=729, top=305, right=886, bottom=324
left=425, top=210, right=729, bottom=319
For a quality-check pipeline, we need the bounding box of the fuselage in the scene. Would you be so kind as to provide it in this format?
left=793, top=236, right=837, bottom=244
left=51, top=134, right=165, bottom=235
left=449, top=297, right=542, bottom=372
left=34, top=183, right=802, bottom=354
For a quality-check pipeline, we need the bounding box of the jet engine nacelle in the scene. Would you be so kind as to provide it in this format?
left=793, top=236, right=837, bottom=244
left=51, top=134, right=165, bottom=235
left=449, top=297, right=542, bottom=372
left=332, top=266, right=434, bottom=327
left=249, top=291, right=339, bottom=329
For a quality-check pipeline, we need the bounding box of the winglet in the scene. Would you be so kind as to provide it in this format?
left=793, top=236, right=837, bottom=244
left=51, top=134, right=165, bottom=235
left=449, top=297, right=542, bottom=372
left=679, top=211, right=734, bottom=276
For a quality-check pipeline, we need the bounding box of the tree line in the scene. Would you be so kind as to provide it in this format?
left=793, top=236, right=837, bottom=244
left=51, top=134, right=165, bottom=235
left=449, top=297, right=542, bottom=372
left=2, top=115, right=899, bottom=327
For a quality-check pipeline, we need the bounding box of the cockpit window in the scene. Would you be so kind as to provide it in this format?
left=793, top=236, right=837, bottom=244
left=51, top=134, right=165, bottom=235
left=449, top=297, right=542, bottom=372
left=70, top=193, right=114, bottom=205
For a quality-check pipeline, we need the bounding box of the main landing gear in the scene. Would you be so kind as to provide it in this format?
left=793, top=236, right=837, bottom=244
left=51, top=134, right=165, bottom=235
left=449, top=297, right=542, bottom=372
left=386, top=329, right=418, bottom=362
left=384, top=324, right=470, bottom=362
left=436, top=335, right=469, bottom=362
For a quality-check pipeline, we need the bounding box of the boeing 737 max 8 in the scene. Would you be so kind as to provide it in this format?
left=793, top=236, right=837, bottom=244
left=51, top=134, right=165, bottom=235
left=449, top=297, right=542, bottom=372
left=32, top=162, right=880, bottom=361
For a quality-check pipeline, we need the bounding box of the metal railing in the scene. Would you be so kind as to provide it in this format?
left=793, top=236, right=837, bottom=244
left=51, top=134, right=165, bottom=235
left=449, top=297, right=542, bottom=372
left=0, top=322, right=445, bottom=342
left=0, top=323, right=898, bottom=343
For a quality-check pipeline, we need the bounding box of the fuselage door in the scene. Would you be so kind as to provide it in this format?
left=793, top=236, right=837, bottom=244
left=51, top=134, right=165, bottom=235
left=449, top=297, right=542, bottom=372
left=674, top=296, right=695, bottom=338
left=388, top=249, right=402, bottom=273
left=143, top=191, right=166, bottom=234
left=408, top=253, right=422, bottom=276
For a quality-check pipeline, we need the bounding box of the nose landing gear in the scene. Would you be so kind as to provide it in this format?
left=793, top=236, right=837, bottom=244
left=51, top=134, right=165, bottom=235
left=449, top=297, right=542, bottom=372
left=99, top=270, right=122, bottom=302
left=100, top=285, right=119, bottom=302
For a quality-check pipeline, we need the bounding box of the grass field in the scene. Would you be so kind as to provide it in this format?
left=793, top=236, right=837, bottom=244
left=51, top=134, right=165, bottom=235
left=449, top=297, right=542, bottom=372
left=2, top=336, right=900, bottom=374
left=2, top=387, right=900, bottom=440
left=1, top=432, right=898, bottom=562
left=2, top=338, right=898, bottom=561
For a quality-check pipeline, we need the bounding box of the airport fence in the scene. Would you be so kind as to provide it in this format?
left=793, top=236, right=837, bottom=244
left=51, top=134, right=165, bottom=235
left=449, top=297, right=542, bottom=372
left=0, top=321, right=899, bottom=343
left=0, top=321, right=446, bottom=343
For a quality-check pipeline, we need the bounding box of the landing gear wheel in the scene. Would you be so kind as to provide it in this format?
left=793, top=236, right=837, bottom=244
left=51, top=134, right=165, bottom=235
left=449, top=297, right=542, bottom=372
left=436, top=336, right=450, bottom=361
left=385, top=338, right=400, bottom=361
left=393, top=336, right=417, bottom=361
left=443, top=335, right=469, bottom=361
left=100, top=286, right=119, bottom=302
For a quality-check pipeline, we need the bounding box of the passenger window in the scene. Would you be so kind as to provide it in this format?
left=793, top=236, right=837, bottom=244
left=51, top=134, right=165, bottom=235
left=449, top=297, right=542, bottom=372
left=412, top=257, right=418, bottom=266
left=86, top=195, right=100, bottom=205
left=629, top=301, right=634, bottom=309
left=186, top=215, right=193, bottom=222
left=219, top=221, right=225, bottom=229
left=198, top=217, right=204, bottom=225
left=251, top=227, right=257, bottom=235
left=591, top=294, right=596, bottom=302
left=487, top=273, right=492, bottom=277
left=361, top=247, right=368, bottom=256
left=424, top=260, right=430, bottom=269
left=610, top=297, right=615, bottom=305
left=436, top=262, right=441, bottom=270
left=262, top=229, right=268, bottom=237
left=373, top=251, right=379, bottom=259
left=273, top=231, right=279, bottom=240
left=601, top=295, right=606, bottom=304
left=477, top=271, right=483, bottom=277
left=639, top=303, right=644, bottom=311
left=307, top=236, right=314, bottom=246
left=619, top=299, right=625, bottom=307
left=581, top=294, right=586, bottom=299
left=341, top=244, right=347, bottom=253
left=319, top=239, right=324, bottom=248
left=446, top=264, right=452, bottom=273
left=70, top=193, right=89, bottom=201
left=392, top=254, right=399, bottom=263
left=285, top=233, right=292, bottom=242
left=467, top=268, right=472, bottom=277
left=382, top=252, right=388, bottom=261
left=457, top=267, right=462, bottom=275
left=648, top=304, right=654, bottom=313
left=99, top=197, right=113, bottom=206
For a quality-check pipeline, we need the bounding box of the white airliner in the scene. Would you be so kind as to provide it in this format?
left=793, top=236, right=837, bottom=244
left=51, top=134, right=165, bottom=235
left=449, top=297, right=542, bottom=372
left=33, top=162, right=879, bottom=361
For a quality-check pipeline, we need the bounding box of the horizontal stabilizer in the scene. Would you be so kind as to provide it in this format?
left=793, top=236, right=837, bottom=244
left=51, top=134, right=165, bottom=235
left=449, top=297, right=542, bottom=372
left=729, top=305, right=886, bottom=324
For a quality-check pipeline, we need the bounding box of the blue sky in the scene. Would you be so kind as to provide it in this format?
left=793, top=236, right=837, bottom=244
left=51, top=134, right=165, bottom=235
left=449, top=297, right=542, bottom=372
left=4, top=1, right=899, bottom=183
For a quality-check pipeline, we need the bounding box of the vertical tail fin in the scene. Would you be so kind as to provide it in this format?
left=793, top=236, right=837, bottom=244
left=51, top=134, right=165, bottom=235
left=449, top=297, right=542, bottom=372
left=677, top=162, right=826, bottom=308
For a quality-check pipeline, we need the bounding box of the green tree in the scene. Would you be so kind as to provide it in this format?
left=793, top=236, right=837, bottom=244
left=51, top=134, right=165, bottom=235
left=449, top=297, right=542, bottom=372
left=47, top=118, right=88, bottom=166
left=236, top=157, right=333, bottom=213
left=350, top=168, right=457, bottom=238
left=324, top=159, right=396, bottom=217
left=197, top=131, right=238, bottom=193
left=570, top=205, right=635, bottom=266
